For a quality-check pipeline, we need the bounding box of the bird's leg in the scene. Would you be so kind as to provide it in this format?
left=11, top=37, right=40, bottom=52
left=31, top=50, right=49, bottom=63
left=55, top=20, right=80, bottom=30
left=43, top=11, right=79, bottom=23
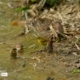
left=46, top=37, right=54, bottom=55
left=58, top=33, right=66, bottom=42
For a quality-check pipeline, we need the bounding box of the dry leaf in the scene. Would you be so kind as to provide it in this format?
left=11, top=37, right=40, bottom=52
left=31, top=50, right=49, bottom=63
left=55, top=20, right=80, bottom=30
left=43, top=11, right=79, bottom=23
left=12, top=21, right=19, bottom=26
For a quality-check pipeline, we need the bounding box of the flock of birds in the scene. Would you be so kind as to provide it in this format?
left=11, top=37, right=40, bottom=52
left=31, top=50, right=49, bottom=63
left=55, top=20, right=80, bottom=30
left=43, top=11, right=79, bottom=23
left=11, top=20, right=67, bottom=59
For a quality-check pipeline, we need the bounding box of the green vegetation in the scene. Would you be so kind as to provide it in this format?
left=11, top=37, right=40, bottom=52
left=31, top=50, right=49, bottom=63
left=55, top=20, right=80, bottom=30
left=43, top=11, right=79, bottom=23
left=78, top=0, right=80, bottom=4
left=15, top=6, right=30, bottom=12
left=30, top=0, right=37, bottom=3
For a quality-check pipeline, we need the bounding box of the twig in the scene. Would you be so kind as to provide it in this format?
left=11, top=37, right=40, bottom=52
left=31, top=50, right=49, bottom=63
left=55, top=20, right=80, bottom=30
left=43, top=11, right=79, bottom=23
left=37, top=0, right=47, bottom=10
left=49, top=25, right=58, bottom=38
left=29, top=44, right=36, bottom=49
left=75, top=43, right=80, bottom=50
left=57, top=12, right=63, bottom=20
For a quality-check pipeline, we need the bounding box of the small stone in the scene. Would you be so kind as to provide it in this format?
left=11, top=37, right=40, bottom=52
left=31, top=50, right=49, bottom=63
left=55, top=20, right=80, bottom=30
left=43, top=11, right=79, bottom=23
left=46, top=77, right=54, bottom=80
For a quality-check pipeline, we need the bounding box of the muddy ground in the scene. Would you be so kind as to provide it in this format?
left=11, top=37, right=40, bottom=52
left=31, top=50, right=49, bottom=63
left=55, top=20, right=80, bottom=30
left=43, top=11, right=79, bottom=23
left=0, top=0, right=80, bottom=80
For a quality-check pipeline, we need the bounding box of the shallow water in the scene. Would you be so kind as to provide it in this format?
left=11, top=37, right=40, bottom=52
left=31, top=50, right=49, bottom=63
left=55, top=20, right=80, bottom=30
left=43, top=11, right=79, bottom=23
left=0, top=1, right=51, bottom=80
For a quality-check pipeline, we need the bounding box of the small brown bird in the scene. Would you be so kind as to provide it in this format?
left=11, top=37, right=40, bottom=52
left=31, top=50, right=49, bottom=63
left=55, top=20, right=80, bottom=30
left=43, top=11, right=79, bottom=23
left=52, top=21, right=66, bottom=42
left=46, top=36, right=54, bottom=53
left=10, top=48, right=17, bottom=59
left=16, top=43, right=24, bottom=57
